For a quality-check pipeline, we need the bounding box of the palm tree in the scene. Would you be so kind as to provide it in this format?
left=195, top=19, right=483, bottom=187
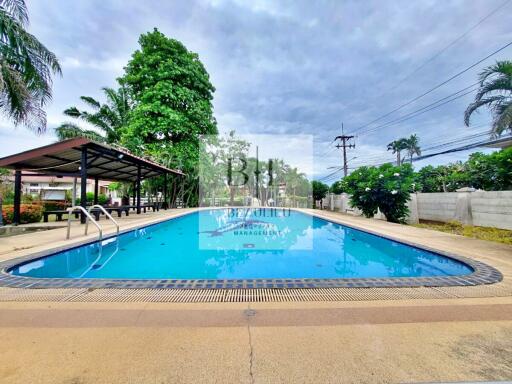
left=387, top=138, right=407, bottom=166
left=55, top=86, right=130, bottom=143
left=0, top=0, right=61, bottom=133
left=464, top=60, right=512, bottom=137
left=404, top=134, right=421, bottom=163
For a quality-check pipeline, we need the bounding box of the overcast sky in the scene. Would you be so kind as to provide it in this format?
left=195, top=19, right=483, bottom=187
left=0, top=0, right=510, bottom=181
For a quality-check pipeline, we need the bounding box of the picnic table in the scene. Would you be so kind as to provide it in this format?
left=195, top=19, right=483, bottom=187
left=42, top=203, right=160, bottom=222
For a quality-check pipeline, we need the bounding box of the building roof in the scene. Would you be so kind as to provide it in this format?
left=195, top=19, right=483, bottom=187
left=484, top=136, right=512, bottom=149
left=0, top=138, right=184, bottom=182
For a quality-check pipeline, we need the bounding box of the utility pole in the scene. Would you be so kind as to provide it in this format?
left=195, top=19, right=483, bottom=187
left=254, top=146, right=260, bottom=200
left=334, top=123, right=355, bottom=178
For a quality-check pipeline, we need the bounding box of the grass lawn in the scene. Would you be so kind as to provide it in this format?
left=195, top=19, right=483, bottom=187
left=413, top=221, right=512, bottom=245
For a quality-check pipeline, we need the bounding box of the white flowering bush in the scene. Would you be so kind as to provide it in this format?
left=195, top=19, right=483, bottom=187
left=342, top=163, right=415, bottom=223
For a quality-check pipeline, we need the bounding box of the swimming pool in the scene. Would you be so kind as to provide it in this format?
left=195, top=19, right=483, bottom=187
left=4, top=208, right=494, bottom=290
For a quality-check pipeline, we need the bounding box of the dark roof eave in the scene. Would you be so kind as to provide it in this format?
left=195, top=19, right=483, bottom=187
left=0, top=138, right=185, bottom=177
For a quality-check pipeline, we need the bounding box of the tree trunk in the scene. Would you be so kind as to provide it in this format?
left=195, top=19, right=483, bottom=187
left=229, top=186, right=235, bottom=205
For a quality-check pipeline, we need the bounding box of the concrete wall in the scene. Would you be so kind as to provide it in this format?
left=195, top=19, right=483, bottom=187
left=469, top=191, right=512, bottom=230
left=320, top=190, right=512, bottom=230
left=415, top=192, right=458, bottom=222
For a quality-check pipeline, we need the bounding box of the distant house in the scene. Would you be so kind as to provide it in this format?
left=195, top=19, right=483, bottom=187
left=484, top=136, right=512, bottom=150
left=7, top=173, right=110, bottom=201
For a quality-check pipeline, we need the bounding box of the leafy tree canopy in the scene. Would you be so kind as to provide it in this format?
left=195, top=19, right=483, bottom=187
left=119, top=29, right=218, bottom=206
left=330, top=180, right=345, bottom=194
left=120, top=28, right=217, bottom=158
left=0, top=0, right=61, bottom=133
left=465, top=60, right=512, bottom=137
left=55, top=86, right=131, bottom=143
left=413, top=148, right=512, bottom=192
left=312, top=180, right=329, bottom=203
left=342, top=163, right=415, bottom=223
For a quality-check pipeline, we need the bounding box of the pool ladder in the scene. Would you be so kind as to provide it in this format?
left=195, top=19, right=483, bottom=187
left=65, top=205, right=119, bottom=241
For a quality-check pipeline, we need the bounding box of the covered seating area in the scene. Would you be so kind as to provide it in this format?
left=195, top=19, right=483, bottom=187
left=0, top=138, right=184, bottom=225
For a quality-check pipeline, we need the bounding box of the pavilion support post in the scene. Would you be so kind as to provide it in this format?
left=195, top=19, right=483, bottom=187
left=80, top=147, right=88, bottom=223
left=163, top=173, right=168, bottom=210
left=136, top=165, right=141, bottom=214
left=13, top=170, right=21, bottom=225
left=132, top=182, right=136, bottom=206
left=93, top=176, right=99, bottom=205
left=72, top=177, right=77, bottom=206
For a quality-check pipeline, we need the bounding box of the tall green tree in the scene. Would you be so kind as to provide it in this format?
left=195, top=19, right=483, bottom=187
left=387, top=138, right=407, bottom=166
left=464, top=60, right=512, bottom=137
left=120, top=29, right=217, bottom=206
left=0, top=0, right=61, bottom=133
left=54, top=86, right=130, bottom=143
left=312, top=180, right=329, bottom=208
left=404, top=134, right=421, bottom=163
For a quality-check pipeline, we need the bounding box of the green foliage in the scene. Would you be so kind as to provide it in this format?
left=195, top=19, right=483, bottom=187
left=329, top=180, right=345, bottom=194
left=119, top=29, right=217, bottom=206
left=387, top=135, right=421, bottom=165
left=41, top=201, right=68, bottom=212
left=465, top=149, right=512, bottom=190
left=465, top=60, right=512, bottom=137
left=387, top=138, right=408, bottom=165
left=55, top=86, right=131, bottom=143
left=2, top=204, right=43, bottom=224
left=404, top=134, right=421, bottom=163
left=76, top=192, right=109, bottom=205
left=312, top=180, right=329, bottom=207
left=0, top=0, right=61, bottom=133
left=414, top=148, right=512, bottom=192
left=343, top=163, right=415, bottom=223
left=198, top=131, right=311, bottom=207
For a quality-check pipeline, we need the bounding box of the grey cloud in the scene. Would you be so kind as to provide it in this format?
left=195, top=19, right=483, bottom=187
left=1, top=0, right=508, bottom=178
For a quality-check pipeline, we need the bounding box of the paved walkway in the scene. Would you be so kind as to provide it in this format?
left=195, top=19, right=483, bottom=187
left=1, top=298, right=511, bottom=383
left=0, top=209, right=511, bottom=383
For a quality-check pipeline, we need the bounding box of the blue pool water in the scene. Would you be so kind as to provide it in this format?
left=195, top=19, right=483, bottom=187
left=9, top=209, right=473, bottom=280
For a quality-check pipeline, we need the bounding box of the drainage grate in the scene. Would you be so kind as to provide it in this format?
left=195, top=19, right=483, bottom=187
left=1, top=282, right=511, bottom=303
left=0, top=287, right=87, bottom=302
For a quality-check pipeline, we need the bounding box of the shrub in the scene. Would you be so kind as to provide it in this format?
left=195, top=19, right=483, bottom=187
left=330, top=180, right=345, bottom=194
left=2, top=204, right=43, bottom=224
left=76, top=193, right=110, bottom=206
left=41, top=201, right=69, bottom=212
left=343, top=163, right=415, bottom=223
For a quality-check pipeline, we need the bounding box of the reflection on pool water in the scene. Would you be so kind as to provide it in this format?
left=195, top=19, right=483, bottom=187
left=9, top=208, right=473, bottom=280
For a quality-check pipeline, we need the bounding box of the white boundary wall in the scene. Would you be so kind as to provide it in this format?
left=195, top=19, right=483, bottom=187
left=321, top=189, right=512, bottom=230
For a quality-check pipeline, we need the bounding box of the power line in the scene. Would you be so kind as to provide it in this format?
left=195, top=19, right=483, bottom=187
left=422, top=131, right=491, bottom=151
left=350, top=40, right=512, bottom=134
left=356, top=83, right=479, bottom=137
left=389, top=0, right=511, bottom=91
left=317, top=1, right=510, bottom=147
left=412, top=135, right=512, bottom=161
left=323, top=128, right=494, bottom=173
left=317, top=167, right=344, bottom=182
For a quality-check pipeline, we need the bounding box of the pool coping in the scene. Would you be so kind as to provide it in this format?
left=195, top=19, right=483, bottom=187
left=0, top=208, right=504, bottom=290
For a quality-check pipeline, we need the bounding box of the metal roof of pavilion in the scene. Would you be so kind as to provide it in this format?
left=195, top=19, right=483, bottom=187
left=0, top=138, right=184, bottom=182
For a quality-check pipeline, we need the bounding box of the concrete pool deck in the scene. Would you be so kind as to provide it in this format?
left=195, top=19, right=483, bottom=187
left=0, top=209, right=511, bottom=382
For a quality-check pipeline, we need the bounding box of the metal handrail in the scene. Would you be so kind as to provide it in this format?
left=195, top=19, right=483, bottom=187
left=88, top=204, right=119, bottom=237
left=66, top=206, right=103, bottom=241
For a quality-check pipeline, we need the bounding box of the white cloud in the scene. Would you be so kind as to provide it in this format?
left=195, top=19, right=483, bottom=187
left=61, top=56, right=126, bottom=74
